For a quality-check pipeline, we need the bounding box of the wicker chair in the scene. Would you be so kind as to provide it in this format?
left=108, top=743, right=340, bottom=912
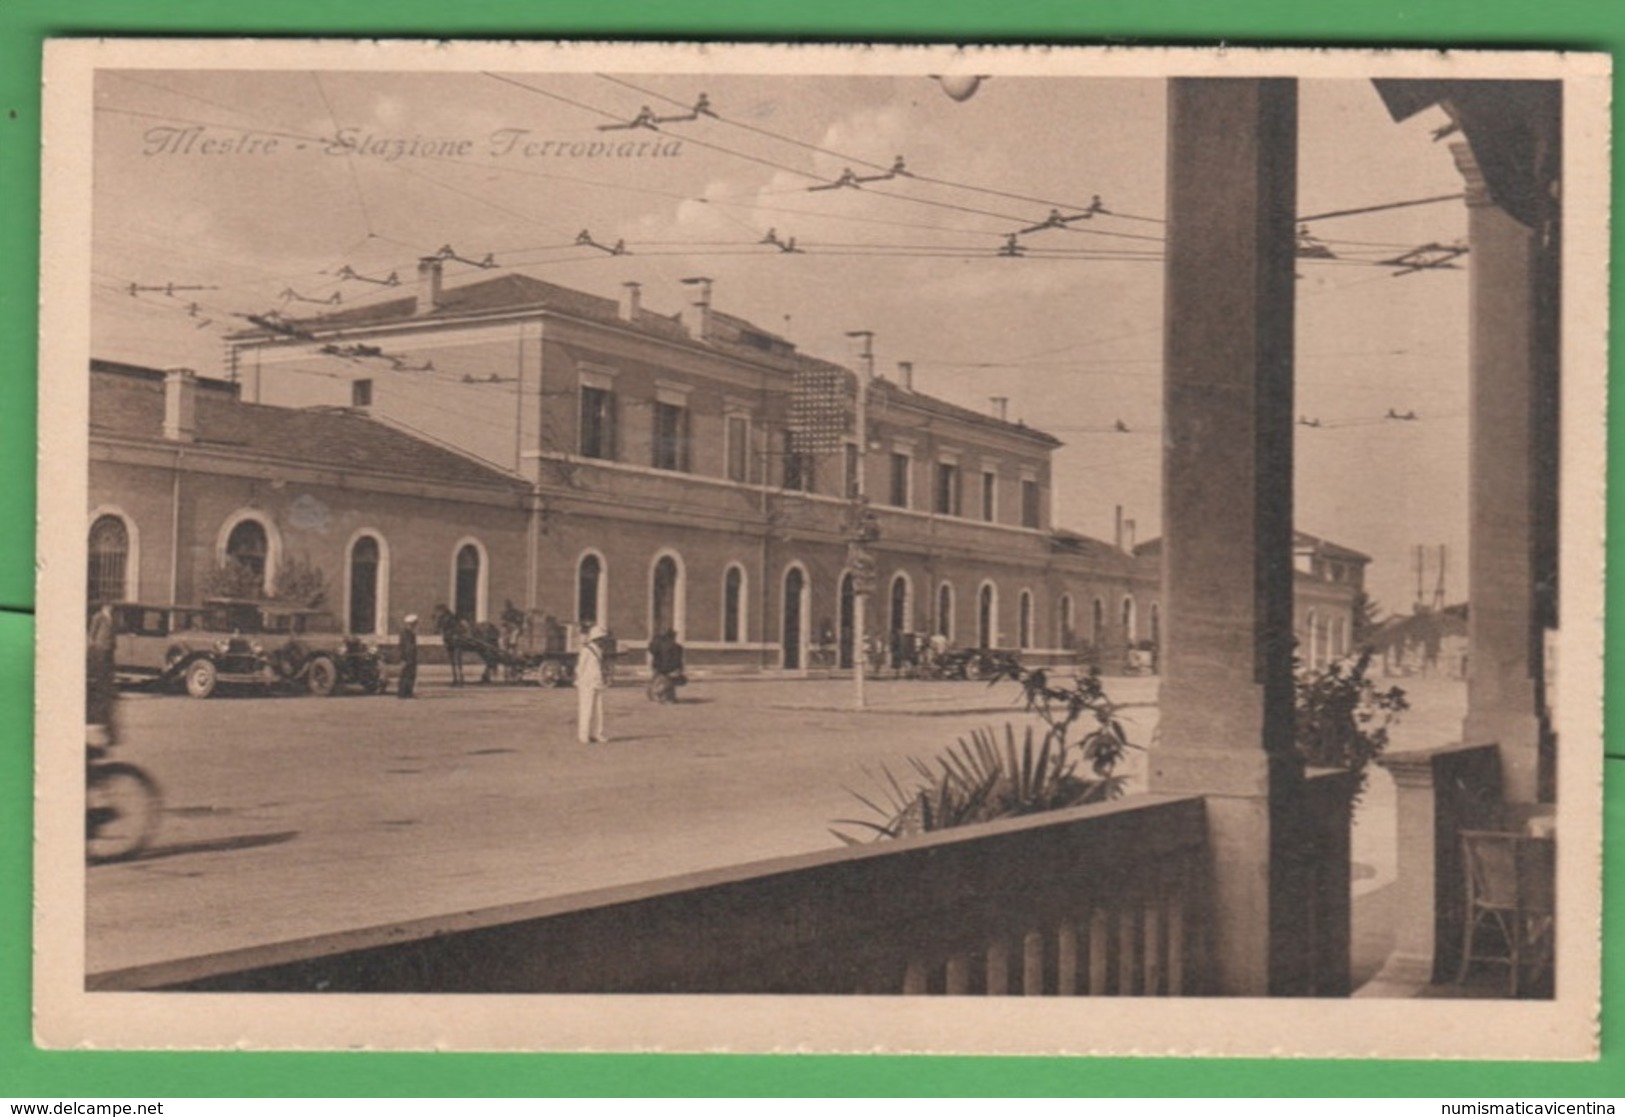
left=1457, top=829, right=1556, bottom=996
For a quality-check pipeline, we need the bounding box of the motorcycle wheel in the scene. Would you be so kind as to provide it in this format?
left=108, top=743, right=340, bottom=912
left=87, top=762, right=162, bottom=863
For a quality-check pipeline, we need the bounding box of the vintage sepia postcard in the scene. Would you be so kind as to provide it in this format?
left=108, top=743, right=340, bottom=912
left=35, top=39, right=1609, bottom=1058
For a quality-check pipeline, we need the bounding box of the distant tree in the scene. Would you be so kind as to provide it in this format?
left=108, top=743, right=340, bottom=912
left=1351, top=591, right=1384, bottom=647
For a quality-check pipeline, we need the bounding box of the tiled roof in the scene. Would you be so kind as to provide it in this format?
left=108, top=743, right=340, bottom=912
left=1135, top=529, right=1372, bottom=565
left=243, top=271, right=1061, bottom=446
left=264, top=273, right=622, bottom=333
left=90, top=361, right=527, bottom=492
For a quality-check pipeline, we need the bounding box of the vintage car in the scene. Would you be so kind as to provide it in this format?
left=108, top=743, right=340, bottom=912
left=107, top=600, right=386, bottom=698
left=260, top=607, right=389, bottom=696
left=108, top=599, right=279, bottom=698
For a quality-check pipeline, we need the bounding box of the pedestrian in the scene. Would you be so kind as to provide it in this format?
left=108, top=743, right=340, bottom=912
left=647, top=628, right=685, bottom=704
left=576, top=623, right=611, bottom=744
left=397, top=614, right=419, bottom=699
left=86, top=603, right=117, bottom=745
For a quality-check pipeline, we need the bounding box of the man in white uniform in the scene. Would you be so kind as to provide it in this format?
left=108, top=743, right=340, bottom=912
left=576, top=624, right=610, bottom=744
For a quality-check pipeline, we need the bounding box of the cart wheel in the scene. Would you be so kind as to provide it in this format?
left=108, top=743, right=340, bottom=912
left=306, top=655, right=339, bottom=697
left=87, top=762, right=162, bottom=863
left=184, top=658, right=218, bottom=699
left=538, top=660, right=563, bottom=687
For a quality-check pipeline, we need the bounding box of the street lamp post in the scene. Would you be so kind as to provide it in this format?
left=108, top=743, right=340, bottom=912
left=845, top=330, right=876, bottom=710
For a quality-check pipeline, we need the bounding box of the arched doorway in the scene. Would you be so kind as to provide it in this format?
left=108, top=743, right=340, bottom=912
left=936, top=582, right=954, bottom=641
left=783, top=565, right=808, bottom=670
left=1059, top=593, right=1076, bottom=650
left=889, top=573, right=910, bottom=635
left=651, top=553, right=682, bottom=638
left=87, top=514, right=129, bottom=605
left=1122, top=595, right=1138, bottom=645
left=722, top=565, right=745, bottom=642
left=838, top=572, right=855, bottom=670
left=454, top=543, right=481, bottom=621
left=1019, top=589, right=1033, bottom=649
left=226, top=519, right=269, bottom=585
left=348, top=535, right=380, bottom=635
left=978, top=583, right=996, bottom=648
left=577, top=553, right=603, bottom=627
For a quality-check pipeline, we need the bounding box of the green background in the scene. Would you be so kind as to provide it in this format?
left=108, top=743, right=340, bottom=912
left=1, top=0, right=1617, bottom=1098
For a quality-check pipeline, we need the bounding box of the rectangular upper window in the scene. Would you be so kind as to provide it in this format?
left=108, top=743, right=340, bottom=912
left=844, top=443, right=860, bottom=500
left=781, top=430, right=814, bottom=492
left=351, top=379, right=373, bottom=408
left=726, top=415, right=750, bottom=483
left=653, top=400, right=690, bottom=472
left=1021, top=478, right=1041, bottom=528
left=580, top=385, right=617, bottom=460
left=935, top=461, right=961, bottom=517
left=888, top=452, right=911, bottom=508
left=981, top=469, right=997, bottom=522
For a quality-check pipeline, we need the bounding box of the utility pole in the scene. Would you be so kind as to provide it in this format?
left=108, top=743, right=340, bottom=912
left=845, top=330, right=876, bottom=710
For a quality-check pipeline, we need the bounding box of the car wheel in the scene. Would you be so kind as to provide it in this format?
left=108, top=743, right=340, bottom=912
left=962, top=657, right=984, bottom=681
left=538, top=660, right=564, bottom=687
left=306, top=655, right=339, bottom=697
left=184, top=658, right=218, bottom=699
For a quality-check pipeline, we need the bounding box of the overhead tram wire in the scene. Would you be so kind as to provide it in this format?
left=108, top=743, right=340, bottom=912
left=594, top=72, right=1171, bottom=229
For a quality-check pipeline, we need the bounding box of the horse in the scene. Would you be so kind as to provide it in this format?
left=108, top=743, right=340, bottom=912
left=432, top=604, right=504, bottom=686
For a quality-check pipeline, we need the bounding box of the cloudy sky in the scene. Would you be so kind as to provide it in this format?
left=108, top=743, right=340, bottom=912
left=91, top=65, right=1470, bottom=613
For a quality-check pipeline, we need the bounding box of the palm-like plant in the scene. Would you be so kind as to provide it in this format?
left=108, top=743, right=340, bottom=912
left=833, top=664, right=1136, bottom=844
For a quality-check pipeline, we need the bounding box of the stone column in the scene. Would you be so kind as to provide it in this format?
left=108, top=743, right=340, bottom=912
left=1151, top=79, right=1310, bottom=995
left=1452, top=143, right=1547, bottom=804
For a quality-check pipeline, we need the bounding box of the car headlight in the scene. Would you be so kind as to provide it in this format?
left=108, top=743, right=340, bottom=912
left=250, top=640, right=264, bottom=655
left=212, top=638, right=230, bottom=654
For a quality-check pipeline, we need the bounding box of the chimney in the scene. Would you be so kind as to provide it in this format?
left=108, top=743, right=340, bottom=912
left=896, top=361, right=914, bottom=391
left=680, top=276, right=713, bottom=340
left=990, top=396, right=1008, bottom=422
left=415, top=255, right=445, bottom=316
left=1114, top=504, right=1124, bottom=551
left=163, top=367, right=197, bottom=443
left=619, top=281, right=642, bottom=322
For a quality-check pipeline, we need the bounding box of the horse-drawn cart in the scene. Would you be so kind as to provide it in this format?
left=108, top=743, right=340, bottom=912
left=434, top=605, right=582, bottom=687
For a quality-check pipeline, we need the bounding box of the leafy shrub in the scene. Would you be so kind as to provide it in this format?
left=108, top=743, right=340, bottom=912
left=833, top=664, right=1136, bottom=844
left=1294, top=649, right=1408, bottom=795
left=198, top=553, right=328, bottom=608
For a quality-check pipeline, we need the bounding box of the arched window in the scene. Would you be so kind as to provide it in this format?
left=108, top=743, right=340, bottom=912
left=1091, top=597, right=1105, bottom=648
left=348, top=535, right=381, bottom=635
left=936, top=582, right=954, bottom=641
left=978, top=583, right=997, bottom=649
left=723, top=565, right=745, bottom=643
left=454, top=543, right=483, bottom=621
left=650, top=552, right=684, bottom=638
left=1018, top=590, right=1033, bottom=649
left=577, top=552, right=604, bottom=627
left=1122, top=595, right=1137, bottom=645
left=1058, top=594, right=1076, bottom=650
left=87, top=514, right=130, bottom=605
left=1305, top=608, right=1319, bottom=669
left=226, top=519, right=269, bottom=581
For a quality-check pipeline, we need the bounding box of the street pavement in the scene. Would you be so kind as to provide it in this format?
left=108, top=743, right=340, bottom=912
left=86, top=668, right=1464, bottom=980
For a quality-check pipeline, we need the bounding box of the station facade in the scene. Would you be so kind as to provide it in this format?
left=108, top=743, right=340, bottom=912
left=88, top=263, right=1364, bottom=674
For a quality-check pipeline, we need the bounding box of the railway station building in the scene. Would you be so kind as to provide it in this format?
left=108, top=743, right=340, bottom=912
left=87, top=263, right=1363, bottom=674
